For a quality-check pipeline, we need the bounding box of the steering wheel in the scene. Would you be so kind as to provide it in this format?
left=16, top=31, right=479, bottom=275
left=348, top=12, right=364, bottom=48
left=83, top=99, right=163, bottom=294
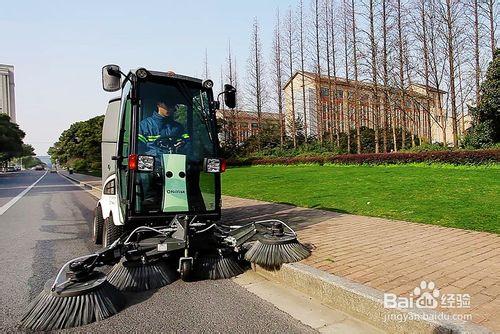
left=154, top=135, right=189, bottom=153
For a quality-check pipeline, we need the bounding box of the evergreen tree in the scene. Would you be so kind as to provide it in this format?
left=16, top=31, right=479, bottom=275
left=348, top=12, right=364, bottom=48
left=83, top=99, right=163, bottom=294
left=465, top=49, right=500, bottom=147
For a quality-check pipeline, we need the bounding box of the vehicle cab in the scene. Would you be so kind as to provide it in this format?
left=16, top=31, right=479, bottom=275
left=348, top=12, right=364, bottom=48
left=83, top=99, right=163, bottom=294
left=95, top=65, right=235, bottom=246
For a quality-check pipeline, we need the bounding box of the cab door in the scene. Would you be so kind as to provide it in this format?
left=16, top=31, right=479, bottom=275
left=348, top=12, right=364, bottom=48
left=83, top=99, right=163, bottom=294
left=116, top=81, right=132, bottom=221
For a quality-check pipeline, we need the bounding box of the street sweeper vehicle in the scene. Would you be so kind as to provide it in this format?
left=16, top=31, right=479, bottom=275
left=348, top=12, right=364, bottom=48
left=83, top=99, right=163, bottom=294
left=19, top=65, right=311, bottom=331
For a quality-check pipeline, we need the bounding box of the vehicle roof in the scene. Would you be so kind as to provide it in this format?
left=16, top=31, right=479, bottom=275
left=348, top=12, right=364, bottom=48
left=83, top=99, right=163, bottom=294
left=129, top=68, right=203, bottom=84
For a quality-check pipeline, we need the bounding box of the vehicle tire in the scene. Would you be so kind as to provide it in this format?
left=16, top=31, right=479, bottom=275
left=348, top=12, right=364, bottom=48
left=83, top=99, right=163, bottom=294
left=103, top=214, right=124, bottom=248
left=180, top=260, right=192, bottom=281
left=92, top=205, right=104, bottom=244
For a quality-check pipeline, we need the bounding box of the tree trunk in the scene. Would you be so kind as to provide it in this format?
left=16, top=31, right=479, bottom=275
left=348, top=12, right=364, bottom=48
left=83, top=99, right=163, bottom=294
left=299, top=0, right=308, bottom=143
left=343, top=0, right=351, bottom=153
left=474, top=0, right=481, bottom=105
left=273, top=10, right=284, bottom=148
left=369, top=0, right=379, bottom=153
left=287, top=11, right=297, bottom=148
left=325, top=0, right=334, bottom=144
left=351, top=0, right=361, bottom=154
left=396, top=0, right=406, bottom=149
left=420, top=0, right=433, bottom=143
left=382, top=0, right=390, bottom=152
left=315, top=0, right=323, bottom=143
left=331, top=0, right=340, bottom=147
left=445, top=0, right=459, bottom=147
left=488, top=0, right=496, bottom=59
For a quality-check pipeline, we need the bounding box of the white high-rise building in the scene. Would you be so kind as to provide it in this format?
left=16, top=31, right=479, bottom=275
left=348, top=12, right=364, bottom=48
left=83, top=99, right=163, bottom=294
left=0, top=64, right=16, bottom=123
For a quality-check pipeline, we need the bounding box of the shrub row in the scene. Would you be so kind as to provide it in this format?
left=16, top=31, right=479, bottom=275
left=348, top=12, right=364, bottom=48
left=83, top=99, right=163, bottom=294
left=228, top=149, right=500, bottom=166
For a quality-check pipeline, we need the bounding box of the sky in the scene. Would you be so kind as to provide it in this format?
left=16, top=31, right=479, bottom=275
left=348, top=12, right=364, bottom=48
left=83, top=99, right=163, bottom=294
left=0, top=0, right=288, bottom=155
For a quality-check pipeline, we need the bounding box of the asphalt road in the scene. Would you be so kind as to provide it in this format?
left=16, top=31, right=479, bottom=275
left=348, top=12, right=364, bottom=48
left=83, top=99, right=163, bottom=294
left=0, top=171, right=316, bottom=333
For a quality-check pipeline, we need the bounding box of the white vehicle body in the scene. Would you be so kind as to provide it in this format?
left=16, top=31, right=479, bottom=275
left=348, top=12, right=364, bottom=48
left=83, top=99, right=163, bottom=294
left=99, top=174, right=123, bottom=225
left=97, top=98, right=124, bottom=226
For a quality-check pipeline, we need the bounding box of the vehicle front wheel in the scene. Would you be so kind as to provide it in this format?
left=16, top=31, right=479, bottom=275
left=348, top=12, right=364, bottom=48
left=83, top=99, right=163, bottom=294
left=92, top=206, right=104, bottom=244
left=103, top=214, right=124, bottom=248
left=180, top=260, right=192, bottom=281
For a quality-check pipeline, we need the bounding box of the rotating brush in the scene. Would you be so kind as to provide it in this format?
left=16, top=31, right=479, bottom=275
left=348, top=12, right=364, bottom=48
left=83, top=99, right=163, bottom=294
left=244, top=220, right=310, bottom=269
left=107, top=258, right=177, bottom=292
left=194, top=250, right=248, bottom=280
left=19, top=272, right=125, bottom=331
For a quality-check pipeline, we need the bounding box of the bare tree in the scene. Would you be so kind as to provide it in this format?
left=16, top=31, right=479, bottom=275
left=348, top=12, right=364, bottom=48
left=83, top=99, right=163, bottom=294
left=330, top=0, right=340, bottom=146
left=299, top=0, right=308, bottom=142
left=368, top=0, right=380, bottom=153
left=314, top=0, right=324, bottom=143
left=441, top=0, right=460, bottom=147
left=395, top=0, right=408, bottom=149
left=474, top=0, right=481, bottom=105
left=382, top=0, right=394, bottom=151
left=486, top=0, right=497, bottom=58
left=342, top=0, right=352, bottom=152
left=414, top=0, right=433, bottom=142
left=283, top=8, right=297, bottom=147
left=324, top=0, right=334, bottom=144
left=456, top=47, right=467, bottom=136
left=272, top=9, right=285, bottom=147
left=350, top=0, right=361, bottom=153
left=427, top=0, right=447, bottom=144
left=246, top=18, right=267, bottom=140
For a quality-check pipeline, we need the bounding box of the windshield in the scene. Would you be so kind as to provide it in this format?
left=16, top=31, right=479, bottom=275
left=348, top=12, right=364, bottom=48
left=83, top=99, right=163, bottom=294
left=134, top=79, right=217, bottom=215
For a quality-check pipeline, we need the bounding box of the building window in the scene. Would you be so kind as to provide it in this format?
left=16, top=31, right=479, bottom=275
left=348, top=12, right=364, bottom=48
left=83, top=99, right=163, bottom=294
left=251, top=123, right=258, bottom=128
left=320, top=87, right=329, bottom=97
left=336, top=90, right=343, bottom=99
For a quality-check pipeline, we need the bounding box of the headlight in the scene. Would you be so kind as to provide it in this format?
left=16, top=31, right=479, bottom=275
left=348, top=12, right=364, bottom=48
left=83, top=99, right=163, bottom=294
left=138, top=155, right=154, bottom=172
left=203, top=79, right=214, bottom=89
left=136, top=68, right=148, bottom=79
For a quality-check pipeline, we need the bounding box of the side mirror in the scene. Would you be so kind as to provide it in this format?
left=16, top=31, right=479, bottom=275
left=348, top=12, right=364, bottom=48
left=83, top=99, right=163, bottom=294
left=224, top=84, right=236, bottom=109
left=102, top=64, right=122, bottom=92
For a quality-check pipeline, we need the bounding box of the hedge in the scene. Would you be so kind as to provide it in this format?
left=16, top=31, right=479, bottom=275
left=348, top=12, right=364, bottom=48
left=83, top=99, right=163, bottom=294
left=228, top=149, right=500, bottom=166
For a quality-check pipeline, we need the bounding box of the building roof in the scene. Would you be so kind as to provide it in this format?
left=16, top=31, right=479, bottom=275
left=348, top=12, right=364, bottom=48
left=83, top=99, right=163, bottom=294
left=409, top=83, right=448, bottom=94
left=0, top=64, right=14, bottom=75
left=283, top=70, right=447, bottom=97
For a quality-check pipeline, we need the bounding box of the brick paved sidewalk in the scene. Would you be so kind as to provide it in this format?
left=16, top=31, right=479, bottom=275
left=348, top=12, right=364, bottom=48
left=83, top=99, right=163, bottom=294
left=60, top=172, right=499, bottom=331
left=221, top=195, right=500, bottom=332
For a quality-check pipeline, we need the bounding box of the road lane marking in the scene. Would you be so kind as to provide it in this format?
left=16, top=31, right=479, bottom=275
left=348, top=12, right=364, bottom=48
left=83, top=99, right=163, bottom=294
left=0, top=171, right=48, bottom=216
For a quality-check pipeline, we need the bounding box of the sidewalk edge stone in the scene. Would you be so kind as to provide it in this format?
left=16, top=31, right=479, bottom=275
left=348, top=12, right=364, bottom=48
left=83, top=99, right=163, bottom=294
left=58, top=172, right=101, bottom=199
left=254, top=263, right=492, bottom=334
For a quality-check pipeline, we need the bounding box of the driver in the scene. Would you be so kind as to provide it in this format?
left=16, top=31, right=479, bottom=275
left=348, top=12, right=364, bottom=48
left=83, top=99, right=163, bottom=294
left=138, top=101, right=187, bottom=206
left=138, top=101, right=185, bottom=156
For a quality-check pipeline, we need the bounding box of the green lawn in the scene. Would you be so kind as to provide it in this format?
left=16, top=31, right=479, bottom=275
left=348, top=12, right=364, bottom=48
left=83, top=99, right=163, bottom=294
left=222, top=164, right=500, bottom=234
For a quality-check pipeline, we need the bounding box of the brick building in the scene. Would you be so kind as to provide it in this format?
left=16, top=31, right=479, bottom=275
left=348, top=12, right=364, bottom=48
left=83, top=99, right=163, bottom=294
left=283, top=71, right=470, bottom=146
left=216, top=109, right=280, bottom=145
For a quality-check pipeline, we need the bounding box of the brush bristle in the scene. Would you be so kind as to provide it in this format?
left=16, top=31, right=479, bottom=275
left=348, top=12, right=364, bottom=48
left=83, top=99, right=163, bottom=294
left=19, top=279, right=125, bottom=331
left=195, top=254, right=248, bottom=280
left=244, top=240, right=310, bottom=269
left=107, top=260, right=177, bottom=292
